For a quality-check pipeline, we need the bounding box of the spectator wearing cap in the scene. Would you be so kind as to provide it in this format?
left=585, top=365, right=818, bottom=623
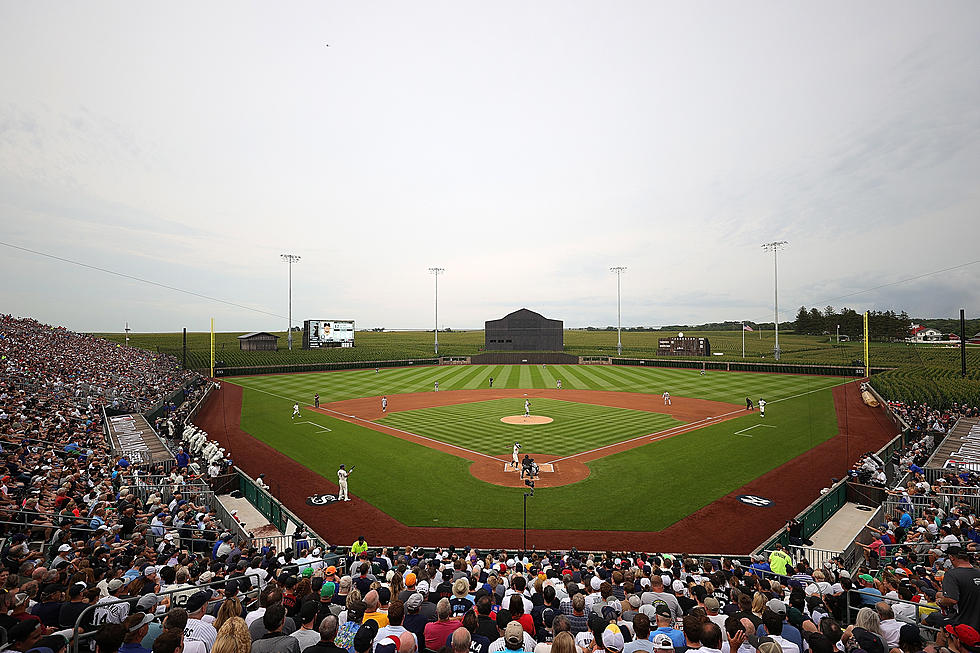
left=640, top=577, right=681, bottom=622
left=121, top=611, right=154, bottom=653
left=943, top=623, right=980, bottom=653
left=305, top=614, right=345, bottom=653
left=377, top=600, right=418, bottom=653
left=291, top=601, right=322, bottom=651
left=403, top=593, right=431, bottom=647
left=623, top=613, right=653, bottom=653
left=252, top=602, right=301, bottom=653
left=450, top=578, right=474, bottom=618
left=60, top=582, right=93, bottom=629
left=336, top=599, right=366, bottom=653
left=703, top=598, right=725, bottom=631
left=7, top=618, right=44, bottom=652
left=856, top=575, right=883, bottom=607
left=94, top=579, right=131, bottom=625
left=755, top=601, right=803, bottom=653
left=651, top=633, right=675, bottom=653
left=184, top=590, right=218, bottom=652
left=425, top=598, right=463, bottom=651
left=649, top=604, right=685, bottom=649
left=491, top=620, right=535, bottom=653
left=400, top=574, right=418, bottom=603
left=31, top=582, right=66, bottom=626
left=938, top=546, right=980, bottom=627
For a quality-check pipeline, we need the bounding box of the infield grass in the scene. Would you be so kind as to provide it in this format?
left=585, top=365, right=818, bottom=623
left=229, top=365, right=849, bottom=531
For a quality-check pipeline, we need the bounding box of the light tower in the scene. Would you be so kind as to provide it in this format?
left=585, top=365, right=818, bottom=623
left=761, top=241, right=788, bottom=360
left=281, top=254, right=301, bottom=350
left=428, top=267, right=445, bottom=355
left=610, top=267, right=627, bottom=356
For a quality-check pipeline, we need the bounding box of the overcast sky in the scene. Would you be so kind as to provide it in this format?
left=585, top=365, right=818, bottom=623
left=1, top=1, right=978, bottom=333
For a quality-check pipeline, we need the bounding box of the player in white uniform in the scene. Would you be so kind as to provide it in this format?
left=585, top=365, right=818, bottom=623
left=292, top=403, right=300, bottom=419
left=759, top=398, right=767, bottom=418
left=434, top=381, right=439, bottom=391
left=337, top=464, right=353, bottom=501
left=557, top=379, right=562, bottom=389
left=512, top=443, right=521, bottom=470
left=524, top=399, right=531, bottom=417
left=663, top=392, right=671, bottom=406
left=381, top=396, right=387, bottom=413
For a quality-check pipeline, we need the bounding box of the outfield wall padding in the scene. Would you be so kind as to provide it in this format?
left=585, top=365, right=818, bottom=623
left=469, top=352, right=578, bottom=365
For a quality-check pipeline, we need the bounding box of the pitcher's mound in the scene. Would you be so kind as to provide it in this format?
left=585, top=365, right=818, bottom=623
left=501, top=415, right=553, bottom=425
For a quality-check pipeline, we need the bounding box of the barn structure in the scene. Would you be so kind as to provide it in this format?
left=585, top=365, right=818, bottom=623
left=485, top=309, right=563, bottom=351
left=238, top=332, right=279, bottom=351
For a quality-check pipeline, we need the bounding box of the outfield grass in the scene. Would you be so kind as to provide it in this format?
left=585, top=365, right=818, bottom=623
left=380, top=398, right=683, bottom=457
left=232, top=365, right=845, bottom=531
left=230, top=364, right=838, bottom=406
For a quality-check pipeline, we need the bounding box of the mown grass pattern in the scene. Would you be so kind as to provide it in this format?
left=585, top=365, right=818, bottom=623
left=380, top=397, right=682, bottom=457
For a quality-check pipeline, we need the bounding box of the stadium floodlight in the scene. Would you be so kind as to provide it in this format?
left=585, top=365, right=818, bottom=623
left=281, top=254, right=301, bottom=350
left=761, top=242, right=788, bottom=360
left=428, top=267, right=445, bottom=355
left=610, top=267, right=627, bottom=356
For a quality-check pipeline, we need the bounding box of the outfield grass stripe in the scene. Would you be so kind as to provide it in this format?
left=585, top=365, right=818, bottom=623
left=518, top=365, right=532, bottom=388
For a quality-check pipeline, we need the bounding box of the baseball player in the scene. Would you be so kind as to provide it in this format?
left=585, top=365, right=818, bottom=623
left=489, top=377, right=494, bottom=388
left=337, top=464, right=354, bottom=501
left=663, top=391, right=671, bottom=406
left=434, top=381, right=439, bottom=392
left=759, top=398, right=767, bottom=418
left=556, top=379, right=562, bottom=389
left=699, top=367, right=706, bottom=376
left=381, top=396, right=387, bottom=413
left=746, top=397, right=754, bottom=411
left=524, top=399, right=531, bottom=417
left=512, top=442, right=521, bottom=470
left=314, top=393, right=320, bottom=408
left=292, top=403, right=300, bottom=419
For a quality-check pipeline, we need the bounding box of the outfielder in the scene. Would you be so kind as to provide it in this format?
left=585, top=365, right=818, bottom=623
left=434, top=381, right=439, bottom=392
left=292, top=403, right=300, bottom=419
left=337, top=464, right=354, bottom=501
left=663, top=391, right=671, bottom=406
left=524, top=399, right=531, bottom=417
left=381, top=396, right=387, bottom=413
left=512, top=442, right=521, bottom=470
left=759, top=398, right=767, bottom=418
left=556, top=379, right=562, bottom=389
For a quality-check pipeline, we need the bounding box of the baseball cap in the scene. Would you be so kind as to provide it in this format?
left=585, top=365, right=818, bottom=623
left=185, top=590, right=213, bottom=613
left=302, top=567, right=314, bottom=578
left=652, top=633, right=675, bottom=650
left=325, top=565, right=338, bottom=575
left=376, top=636, right=401, bottom=653
left=137, top=594, right=160, bottom=612
left=405, top=572, right=417, bottom=586
left=759, top=641, right=784, bottom=653
left=58, top=544, right=72, bottom=553
left=417, top=580, right=430, bottom=594
left=354, top=619, right=380, bottom=653
left=946, top=624, right=980, bottom=647
left=858, top=574, right=875, bottom=583
left=704, top=597, right=720, bottom=611
left=602, top=624, right=625, bottom=652
left=124, top=611, right=154, bottom=632
left=766, top=598, right=786, bottom=614
left=321, top=582, right=336, bottom=599
left=106, top=579, right=125, bottom=592
left=655, top=603, right=672, bottom=618
left=8, top=619, right=42, bottom=642
left=405, top=593, right=423, bottom=611
left=628, top=595, right=641, bottom=609
left=143, top=566, right=158, bottom=576
left=505, top=622, right=524, bottom=646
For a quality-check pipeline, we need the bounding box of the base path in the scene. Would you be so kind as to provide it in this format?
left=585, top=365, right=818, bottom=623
left=195, top=380, right=897, bottom=553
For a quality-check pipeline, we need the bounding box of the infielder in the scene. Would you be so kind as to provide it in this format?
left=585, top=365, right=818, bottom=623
left=337, top=464, right=354, bottom=501
left=524, top=399, right=531, bottom=417
left=314, top=393, right=320, bottom=408
left=512, top=442, right=521, bottom=470
left=663, top=391, right=671, bottom=406
left=381, top=396, right=387, bottom=413
left=746, top=397, right=754, bottom=411
left=292, top=403, right=300, bottom=419
left=759, top=398, right=767, bottom=418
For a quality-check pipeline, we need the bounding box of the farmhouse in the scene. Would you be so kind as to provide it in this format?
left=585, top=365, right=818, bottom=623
left=909, top=325, right=944, bottom=342
left=237, top=332, right=279, bottom=351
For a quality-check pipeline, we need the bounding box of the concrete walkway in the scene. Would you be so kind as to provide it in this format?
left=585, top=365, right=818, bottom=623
left=809, top=501, right=877, bottom=551
left=218, top=493, right=282, bottom=537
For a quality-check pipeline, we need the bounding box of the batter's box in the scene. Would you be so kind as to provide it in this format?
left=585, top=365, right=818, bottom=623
left=504, top=463, right=554, bottom=473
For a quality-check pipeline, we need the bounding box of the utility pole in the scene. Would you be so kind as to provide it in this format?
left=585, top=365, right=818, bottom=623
left=610, top=267, right=626, bottom=356
left=281, top=254, right=301, bottom=350
left=428, top=268, right=445, bottom=355
left=761, top=241, right=788, bottom=360
left=124, top=322, right=130, bottom=347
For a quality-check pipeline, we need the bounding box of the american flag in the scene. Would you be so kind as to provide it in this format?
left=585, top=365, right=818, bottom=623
left=743, top=324, right=754, bottom=331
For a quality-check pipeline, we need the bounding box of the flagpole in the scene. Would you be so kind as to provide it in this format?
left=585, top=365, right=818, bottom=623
left=742, top=322, right=745, bottom=358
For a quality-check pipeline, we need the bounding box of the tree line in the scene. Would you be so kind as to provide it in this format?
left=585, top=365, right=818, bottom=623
left=793, top=306, right=912, bottom=340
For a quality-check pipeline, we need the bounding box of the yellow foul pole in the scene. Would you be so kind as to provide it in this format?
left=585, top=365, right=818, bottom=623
left=863, top=311, right=870, bottom=377
left=210, top=318, right=215, bottom=378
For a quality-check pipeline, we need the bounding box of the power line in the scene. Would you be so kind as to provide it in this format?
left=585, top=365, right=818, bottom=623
left=0, top=240, right=287, bottom=320
left=807, top=258, right=980, bottom=309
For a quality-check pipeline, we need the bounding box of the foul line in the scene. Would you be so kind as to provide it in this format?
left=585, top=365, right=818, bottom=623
left=734, top=424, right=776, bottom=437
left=550, top=379, right=845, bottom=464
left=295, top=420, right=332, bottom=432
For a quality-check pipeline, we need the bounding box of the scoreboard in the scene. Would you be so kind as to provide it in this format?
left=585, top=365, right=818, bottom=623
left=303, top=320, right=355, bottom=349
left=658, top=337, right=711, bottom=356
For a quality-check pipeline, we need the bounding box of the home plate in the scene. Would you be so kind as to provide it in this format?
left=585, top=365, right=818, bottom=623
left=501, top=415, right=553, bottom=424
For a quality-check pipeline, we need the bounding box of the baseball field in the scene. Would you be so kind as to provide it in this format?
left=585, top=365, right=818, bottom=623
left=196, top=363, right=898, bottom=552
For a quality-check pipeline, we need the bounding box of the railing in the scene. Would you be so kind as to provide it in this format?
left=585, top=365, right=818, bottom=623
left=213, top=358, right=440, bottom=377
left=235, top=467, right=328, bottom=551
left=755, top=478, right=849, bottom=555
